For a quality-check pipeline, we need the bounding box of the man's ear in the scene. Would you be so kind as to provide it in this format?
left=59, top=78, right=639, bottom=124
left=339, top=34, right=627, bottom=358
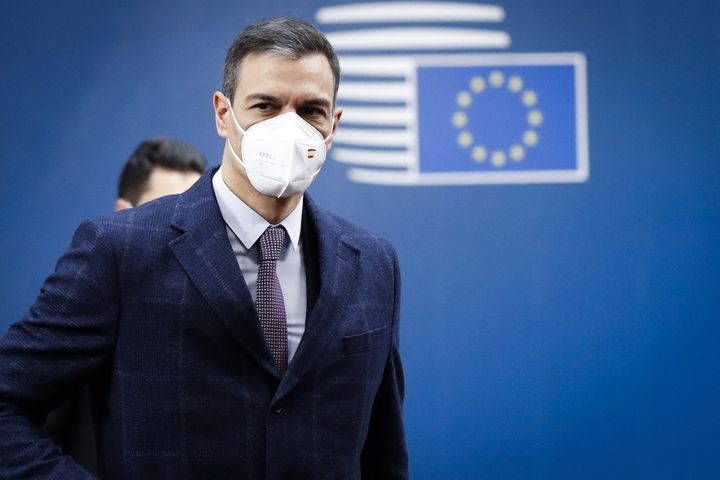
left=327, top=107, right=343, bottom=150
left=114, top=198, right=133, bottom=212
left=213, top=91, right=230, bottom=138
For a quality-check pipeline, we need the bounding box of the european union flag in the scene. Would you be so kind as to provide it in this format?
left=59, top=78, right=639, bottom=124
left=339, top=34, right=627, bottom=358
left=416, top=56, right=586, bottom=179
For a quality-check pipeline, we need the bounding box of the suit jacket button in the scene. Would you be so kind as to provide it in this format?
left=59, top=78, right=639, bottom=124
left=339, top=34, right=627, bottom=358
left=273, top=406, right=283, bottom=414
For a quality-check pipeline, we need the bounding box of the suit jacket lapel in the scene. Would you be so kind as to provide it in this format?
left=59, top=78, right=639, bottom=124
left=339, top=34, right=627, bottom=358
left=274, top=195, right=360, bottom=401
left=168, top=168, right=278, bottom=377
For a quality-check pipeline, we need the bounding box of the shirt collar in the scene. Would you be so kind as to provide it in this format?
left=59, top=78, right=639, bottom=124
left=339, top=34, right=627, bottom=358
left=212, top=165, right=303, bottom=251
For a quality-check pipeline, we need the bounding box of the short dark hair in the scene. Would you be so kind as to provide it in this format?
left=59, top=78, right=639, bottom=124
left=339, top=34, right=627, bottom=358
left=222, top=17, right=340, bottom=103
left=117, top=137, right=207, bottom=205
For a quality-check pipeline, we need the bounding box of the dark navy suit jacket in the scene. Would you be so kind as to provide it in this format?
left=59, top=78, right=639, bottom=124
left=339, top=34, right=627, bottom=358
left=0, top=169, right=408, bottom=479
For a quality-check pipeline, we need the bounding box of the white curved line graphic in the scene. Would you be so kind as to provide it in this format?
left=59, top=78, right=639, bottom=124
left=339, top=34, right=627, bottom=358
left=316, top=2, right=505, bottom=24
left=332, top=148, right=413, bottom=167
left=327, top=28, right=511, bottom=51
left=347, top=169, right=590, bottom=185
left=334, top=128, right=414, bottom=147
left=337, top=82, right=413, bottom=102
left=339, top=56, right=415, bottom=76
left=340, top=107, right=413, bottom=126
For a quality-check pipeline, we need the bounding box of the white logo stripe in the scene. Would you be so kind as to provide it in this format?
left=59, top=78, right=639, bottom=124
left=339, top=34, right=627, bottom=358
left=347, top=168, right=589, bottom=186
left=333, top=128, right=414, bottom=148
left=339, top=56, right=415, bottom=76
left=340, top=107, right=413, bottom=126
left=327, top=28, right=511, bottom=51
left=337, top=82, right=413, bottom=102
left=332, top=148, right=413, bottom=168
left=316, top=2, right=505, bottom=24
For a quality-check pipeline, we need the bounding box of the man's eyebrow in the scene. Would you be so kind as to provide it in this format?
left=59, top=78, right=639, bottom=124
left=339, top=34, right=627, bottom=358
left=244, top=93, right=280, bottom=103
left=301, top=98, right=332, bottom=110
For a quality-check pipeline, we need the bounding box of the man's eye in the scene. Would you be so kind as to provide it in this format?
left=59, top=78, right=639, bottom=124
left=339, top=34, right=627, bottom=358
left=301, top=107, right=326, bottom=117
left=253, top=103, right=274, bottom=111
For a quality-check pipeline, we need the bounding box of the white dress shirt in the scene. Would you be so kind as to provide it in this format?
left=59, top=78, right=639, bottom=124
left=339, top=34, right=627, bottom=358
left=212, top=166, right=306, bottom=362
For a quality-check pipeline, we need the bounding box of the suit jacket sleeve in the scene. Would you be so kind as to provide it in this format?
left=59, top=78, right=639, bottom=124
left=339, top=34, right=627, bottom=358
left=0, top=219, right=119, bottom=479
left=360, top=244, right=409, bottom=478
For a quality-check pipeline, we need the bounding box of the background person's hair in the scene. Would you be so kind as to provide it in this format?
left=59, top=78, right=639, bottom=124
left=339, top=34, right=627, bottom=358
left=222, top=17, right=341, bottom=103
left=117, top=137, right=207, bottom=205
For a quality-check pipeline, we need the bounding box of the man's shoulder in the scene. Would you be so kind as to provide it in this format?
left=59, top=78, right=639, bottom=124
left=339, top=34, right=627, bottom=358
left=307, top=199, right=397, bottom=261
left=80, top=194, right=183, bottom=246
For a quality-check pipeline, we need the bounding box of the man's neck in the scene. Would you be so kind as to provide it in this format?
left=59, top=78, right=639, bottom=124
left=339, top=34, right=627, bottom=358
left=220, top=160, right=302, bottom=225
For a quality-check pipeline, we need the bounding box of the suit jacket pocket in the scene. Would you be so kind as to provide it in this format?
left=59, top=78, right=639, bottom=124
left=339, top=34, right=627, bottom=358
left=342, top=325, right=387, bottom=355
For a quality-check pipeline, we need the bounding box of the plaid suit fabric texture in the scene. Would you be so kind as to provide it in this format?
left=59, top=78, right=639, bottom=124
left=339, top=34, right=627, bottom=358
left=256, top=226, right=288, bottom=374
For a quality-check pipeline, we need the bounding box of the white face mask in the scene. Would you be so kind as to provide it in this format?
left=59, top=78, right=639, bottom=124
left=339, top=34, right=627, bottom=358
left=225, top=98, right=333, bottom=198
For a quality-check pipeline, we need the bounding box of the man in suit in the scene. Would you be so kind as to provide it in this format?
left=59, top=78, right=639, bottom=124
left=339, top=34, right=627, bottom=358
left=41, top=136, right=208, bottom=474
left=114, top=136, right=207, bottom=212
left=0, top=17, right=408, bottom=479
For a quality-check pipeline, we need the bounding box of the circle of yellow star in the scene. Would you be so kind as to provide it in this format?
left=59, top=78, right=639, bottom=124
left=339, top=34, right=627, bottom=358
left=451, top=70, right=543, bottom=168
left=508, top=76, right=523, bottom=93
left=452, top=111, right=468, bottom=128
left=528, top=110, right=543, bottom=127
left=489, top=70, right=505, bottom=88
left=491, top=150, right=506, bottom=167
left=472, top=145, right=488, bottom=162
left=456, top=91, right=472, bottom=108
left=470, top=76, right=486, bottom=93
left=522, top=90, right=538, bottom=107
left=523, top=130, right=539, bottom=147
left=510, top=144, right=525, bottom=161
left=457, top=131, right=473, bottom=148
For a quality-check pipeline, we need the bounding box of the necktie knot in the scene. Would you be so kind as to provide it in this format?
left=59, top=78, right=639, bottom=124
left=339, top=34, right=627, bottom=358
left=258, top=226, right=286, bottom=262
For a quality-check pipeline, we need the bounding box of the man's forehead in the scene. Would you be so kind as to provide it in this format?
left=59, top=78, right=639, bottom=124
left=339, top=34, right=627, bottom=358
left=235, top=51, right=335, bottom=97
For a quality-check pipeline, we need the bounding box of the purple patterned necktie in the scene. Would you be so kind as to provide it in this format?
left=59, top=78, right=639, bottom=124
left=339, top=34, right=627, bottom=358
left=256, top=226, right=288, bottom=375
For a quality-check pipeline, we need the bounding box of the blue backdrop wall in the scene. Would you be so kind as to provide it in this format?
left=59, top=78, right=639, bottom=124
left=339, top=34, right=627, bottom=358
left=1, top=1, right=718, bottom=478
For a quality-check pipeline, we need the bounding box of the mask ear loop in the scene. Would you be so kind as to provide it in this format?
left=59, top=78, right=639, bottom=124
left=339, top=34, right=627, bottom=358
left=308, top=116, right=335, bottom=179
left=225, top=97, right=248, bottom=135
left=322, top=117, right=335, bottom=143
left=224, top=97, right=252, bottom=170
